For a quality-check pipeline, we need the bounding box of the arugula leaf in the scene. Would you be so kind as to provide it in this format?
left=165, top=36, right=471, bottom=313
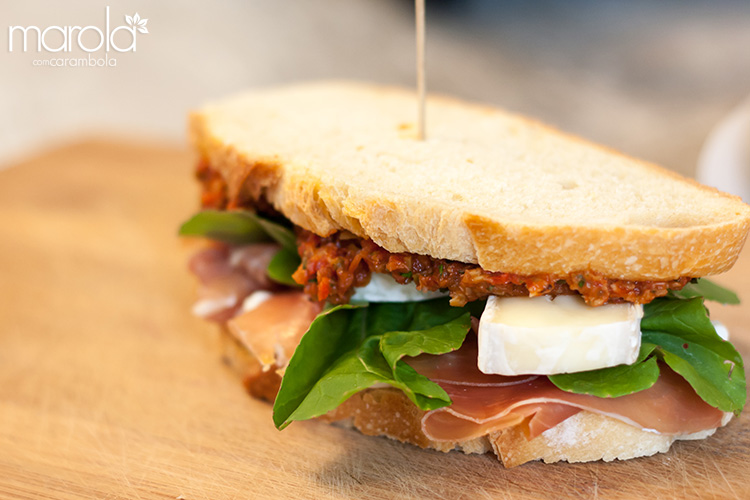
left=272, top=304, right=365, bottom=429
left=267, top=247, right=302, bottom=286
left=273, top=298, right=474, bottom=429
left=644, top=332, right=745, bottom=413
left=179, top=209, right=296, bottom=250
left=179, top=210, right=270, bottom=244
left=281, top=342, right=385, bottom=424
left=549, top=344, right=659, bottom=397
left=641, top=296, right=713, bottom=335
left=641, top=297, right=745, bottom=413
left=253, top=217, right=297, bottom=253
left=670, top=278, right=740, bottom=305
left=641, top=298, right=743, bottom=370
left=380, top=315, right=471, bottom=406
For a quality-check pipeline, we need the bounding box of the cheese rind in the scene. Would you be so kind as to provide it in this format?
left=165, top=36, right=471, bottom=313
left=478, top=295, right=643, bottom=376
left=241, top=290, right=273, bottom=312
left=351, top=273, right=447, bottom=303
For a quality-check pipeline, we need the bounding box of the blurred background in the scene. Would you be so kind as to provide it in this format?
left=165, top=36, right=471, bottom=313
left=2, top=0, right=750, bottom=187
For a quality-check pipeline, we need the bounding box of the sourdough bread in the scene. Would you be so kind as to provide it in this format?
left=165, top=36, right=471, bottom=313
left=191, top=81, right=750, bottom=280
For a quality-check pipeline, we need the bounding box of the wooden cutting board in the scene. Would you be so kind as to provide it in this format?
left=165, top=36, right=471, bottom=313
left=1, top=140, right=749, bottom=500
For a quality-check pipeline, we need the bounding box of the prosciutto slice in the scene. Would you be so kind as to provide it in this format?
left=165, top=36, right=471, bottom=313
left=189, top=243, right=280, bottom=322
left=228, top=292, right=322, bottom=369
left=409, top=339, right=725, bottom=442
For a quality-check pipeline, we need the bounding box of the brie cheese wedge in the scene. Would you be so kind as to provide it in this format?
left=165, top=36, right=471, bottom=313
left=478, top=295, right=643, bottom=376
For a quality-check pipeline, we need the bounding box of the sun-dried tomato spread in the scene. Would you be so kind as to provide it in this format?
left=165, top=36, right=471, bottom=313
left=291, top=230, right=691, bottom=307
left=197, top=161, right=228, bottom=209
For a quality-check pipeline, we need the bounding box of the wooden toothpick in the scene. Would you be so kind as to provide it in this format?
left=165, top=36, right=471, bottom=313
left=416, top=0, right=426, bottom=140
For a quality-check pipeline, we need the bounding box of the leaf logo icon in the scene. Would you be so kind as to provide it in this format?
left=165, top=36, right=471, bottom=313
left=125, top=12, right=149, bottom=34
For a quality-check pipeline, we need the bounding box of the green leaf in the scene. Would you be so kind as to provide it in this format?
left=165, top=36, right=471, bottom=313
left=179, top=209, right=297, bottom=251
left=366, top=302, right=419, bottom=334
left=641, top=296, right=715, bottom=338
left=273, top=304, right=366, bottom=429
left=549, top=344, right=659, bottom=398
left=178, top=210, right=270, bottom=244
left=267, top=248, right=302, bottom=286
left=358, top=336, right=397, bottom=379
left=380, top=317, right=470, bottom=369
left=253, top=216, right=297, bottom=252
left=641, top=299, right=745, bottom=413
left=644, top=331, right=745, bottom=413
left=380, top=314, right=470, bottom=407
left=671, top=278, right=740, bottom=305
left=391, top=360, right=452, bottom=409
left=273, top=298, right=473, bottom=429
left=283, top=346, right=385, bottom=424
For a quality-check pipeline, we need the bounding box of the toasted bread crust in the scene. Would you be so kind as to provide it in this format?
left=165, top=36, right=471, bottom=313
left=190, top=81, right=750, bottom=280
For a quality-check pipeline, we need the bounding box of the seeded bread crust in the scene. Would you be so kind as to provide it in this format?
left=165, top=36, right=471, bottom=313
left=190, top=81, right=750, bottom=280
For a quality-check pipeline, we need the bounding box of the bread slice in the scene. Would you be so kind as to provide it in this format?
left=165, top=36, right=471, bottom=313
left=219, top=329, right=726, bottom=467
left=190, top=81, right=750, bottom=280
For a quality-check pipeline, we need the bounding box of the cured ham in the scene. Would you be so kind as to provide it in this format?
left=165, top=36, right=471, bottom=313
left=189, top=242, right=280, bottom=321
left=229, top=244, right=280, bottom=288
left=228, top=292, right=322, bottom=369
left=409, top=339, right=725, bottom=442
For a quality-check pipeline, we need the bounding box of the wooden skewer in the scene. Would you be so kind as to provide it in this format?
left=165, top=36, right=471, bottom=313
left=416, top=0, right=426, bottom=140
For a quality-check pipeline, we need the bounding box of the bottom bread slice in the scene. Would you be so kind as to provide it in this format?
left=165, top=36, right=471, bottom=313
left=219, top=328, right=722, bottom=467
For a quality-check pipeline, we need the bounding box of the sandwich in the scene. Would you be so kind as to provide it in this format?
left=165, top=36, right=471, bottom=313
left=180, top=81, right=750, bottom=467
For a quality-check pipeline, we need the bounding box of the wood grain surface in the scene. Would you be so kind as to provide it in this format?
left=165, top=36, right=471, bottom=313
left=1, top=141, right=749, bottom=500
